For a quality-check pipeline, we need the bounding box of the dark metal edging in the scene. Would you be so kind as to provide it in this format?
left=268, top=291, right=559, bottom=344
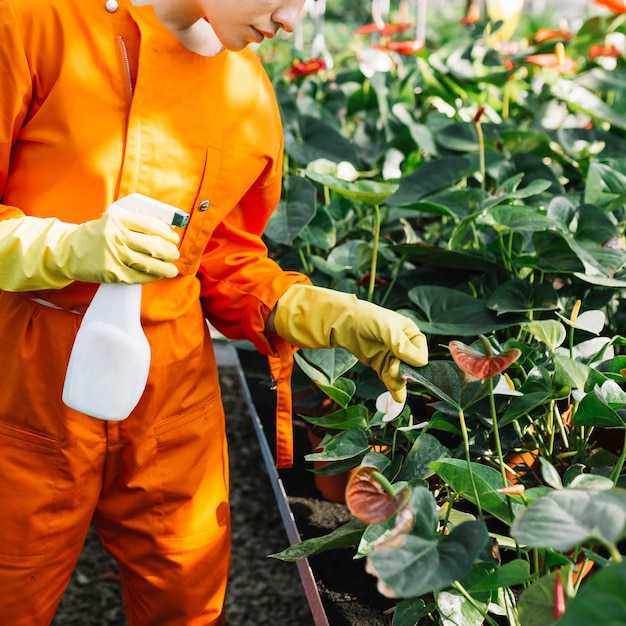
left=233, top=352, right=331, bottom=626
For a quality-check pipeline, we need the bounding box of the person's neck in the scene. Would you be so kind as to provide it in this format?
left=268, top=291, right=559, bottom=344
left=168, top=18, right=224, bottom=56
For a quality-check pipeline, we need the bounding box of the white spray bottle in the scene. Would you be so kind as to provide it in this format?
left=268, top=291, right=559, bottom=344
left=62, top=194, right=189, bottom=421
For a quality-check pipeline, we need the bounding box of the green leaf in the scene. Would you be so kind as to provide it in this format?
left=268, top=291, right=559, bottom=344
left=305, top=170, right=398, bottom=206
left=435, top=588, right=486, bottom=626
left=573, top=385, right=626, bottom=428
left=552, top=79, right=626, bottom=130
left=265, top=175, right=317, bottom=245
left=301, top=405, right=370, bottom=431
left=487, top=279, right=559, bottom=314
left=511, top=487, right=626, bottom=551
left=392, top=243, right=501, bottom=273
left=297, top=347, right=358, bottom=384
left=305, top=429, right=370, bottom=462
left=389, top=156, right=473, bottom=206
left=368, top=513, right=489, bottom=598
left=392, top=598, right=430, bottom=626
left=399, top=433, right=450, bottom=482
left=269, top=519, right=367, bottom=561
left=517, top=571, right=561, bottom=626
left=401, top=361, right=490, bottom=412
left=284, top=114, right=359, bottom=165
left=554, top=355, right=593, bottom=393
left=467, top=559, right=533, bottom=592
left=431, top=458, right=523, bottom=524
left=407, top=286, right=526, bottom=336
left=487, top=204, right=558, bottom=232
left=524, top=320, right=567, bottom=351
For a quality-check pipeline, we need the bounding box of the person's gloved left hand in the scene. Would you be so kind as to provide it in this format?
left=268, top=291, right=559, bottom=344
left=273, top=284, right=428, bottom=403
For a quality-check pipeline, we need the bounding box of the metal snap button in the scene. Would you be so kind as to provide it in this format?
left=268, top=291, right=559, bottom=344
left=105, top=0, right=119, bottom=13
left=199, top=200, right=210, bottom=211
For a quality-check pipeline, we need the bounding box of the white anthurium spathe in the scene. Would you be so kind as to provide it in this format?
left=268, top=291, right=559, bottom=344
left=311, top=32, right=334, bottom=70
left=357, top=48, right=394, bottom=78
left=382, top=148, right=404, bottom=180
left=336, top=161, right=360, bottom=182
left=556, top=309, right=606, bottom=335
left=376, top=391, right=405, bottom=422
left=492, top=374, right=523, bottom=397
left=306, top=158, right=359, bottom=182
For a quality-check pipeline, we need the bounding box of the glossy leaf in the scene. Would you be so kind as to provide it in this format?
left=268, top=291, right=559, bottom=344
left=467, top=559, right=533, bottom=592
left=305, top=170, right=398, bottom=206
left=431, top=458, right=523, bottom=524
left=367, top=507, right=489, bottom=598
left=265, top=175, right=317, bottom=245
left=406, top=286, right=526, bottom=336
left=305, top=429, right=370, bottom=462
left=269, top=519, right=367, bottom=562
left=401, top=361, right=490, bottom=411
left=524, top=320, right=567, bottom=351
left=399, top=433, right=450, bottom=482
left=436, top=588, right=486, bottom=626
left=301, top=405, right=370, bottom=431
left=297, top=347, right=358, bottom=384
left=511, top=487, right=626, bottom=551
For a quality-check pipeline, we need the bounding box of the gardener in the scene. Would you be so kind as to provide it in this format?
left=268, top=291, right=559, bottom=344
left=0, top=0, right=428, bottom=624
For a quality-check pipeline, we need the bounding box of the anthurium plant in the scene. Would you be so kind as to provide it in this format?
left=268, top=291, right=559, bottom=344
left=262, top=2, right=626, bottom=624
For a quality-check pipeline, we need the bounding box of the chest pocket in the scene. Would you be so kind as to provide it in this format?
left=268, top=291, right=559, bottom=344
left=175, top=145, right=222, bottom=275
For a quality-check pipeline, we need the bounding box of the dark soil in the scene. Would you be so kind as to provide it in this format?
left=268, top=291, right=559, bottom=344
left=240, top=349, right=395, bottom=626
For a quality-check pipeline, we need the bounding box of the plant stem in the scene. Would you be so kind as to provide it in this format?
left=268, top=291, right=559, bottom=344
left=372, top=470, right=395, bottom=496
left=458, top=407, right=485, bottom=523
left=367, top=203, right=381, bottom=303
left=452, top=582, right=500, bottom=626
left=475, top=121, right=486, bottom=191
left=609, top=428, right=626, bottom=485
left=488, top=378, right=508, bottom=488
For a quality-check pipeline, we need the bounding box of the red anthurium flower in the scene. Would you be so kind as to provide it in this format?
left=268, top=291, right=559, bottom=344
left=526, top=42, right=577, bottom=73
left=535, top=28, right=574, bottom=43
left=554, top=570, right=566, bottom=618
left=593, top=0, right=626, bottom=13
left=346, top=465, right=411, bottom=525
left=449, top=340, right=521, bottom=381
left=386, top=39, right=425, bottom=55
left=589, top=43, right=622, bottom=59
left=497, top=484, right=526, bottom=495
left=284, top=58, right=327, bottom=80
left=354, top=22, right=412, bottom=36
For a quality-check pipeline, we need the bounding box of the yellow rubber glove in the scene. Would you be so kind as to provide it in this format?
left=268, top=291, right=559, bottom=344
left=274, top=284, right=428, bottom=403
left=0, top=208, right=180, bottom=291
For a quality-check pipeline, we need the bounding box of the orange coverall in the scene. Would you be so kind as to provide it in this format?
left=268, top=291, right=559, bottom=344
left=0, top=0, right=307, bottom=623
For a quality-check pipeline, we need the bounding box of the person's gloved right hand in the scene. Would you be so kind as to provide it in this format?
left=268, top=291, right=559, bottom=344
left=0, top=207, right=180, bottom=292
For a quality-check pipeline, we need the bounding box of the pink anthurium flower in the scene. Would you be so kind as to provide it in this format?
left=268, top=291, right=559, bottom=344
left=535, top=27, right=574, bottom=43
left=449, top=339, right=521, bottom=382
left=354, top=22, right=412, bottom=36
left=526, top=42, right=577, bottom=73
left=385, top=38, right=425, bottom=55
left=346, top=465, right=412, bottom=524
left=589, top=43, right=623, bottom=59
